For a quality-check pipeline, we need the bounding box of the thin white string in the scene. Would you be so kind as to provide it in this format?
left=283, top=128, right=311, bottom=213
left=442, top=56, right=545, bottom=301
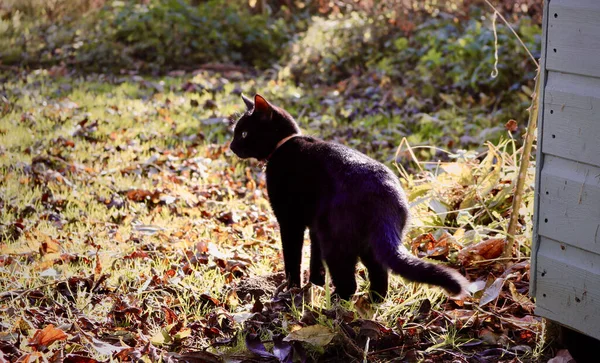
left=491, top=11, right=499, bottom=79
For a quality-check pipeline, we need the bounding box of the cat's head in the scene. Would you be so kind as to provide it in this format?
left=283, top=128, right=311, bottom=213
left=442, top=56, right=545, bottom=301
left=230, top=94, right=300, bottom=160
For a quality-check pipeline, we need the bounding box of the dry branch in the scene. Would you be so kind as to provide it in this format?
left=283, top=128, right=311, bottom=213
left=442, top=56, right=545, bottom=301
left=503, top=67, right=541, bottom=259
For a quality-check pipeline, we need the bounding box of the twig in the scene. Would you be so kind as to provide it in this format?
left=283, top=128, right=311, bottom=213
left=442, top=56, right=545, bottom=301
left=503, top=67, right=540, bottom=259
left=469, top=256, right=528, bottom=264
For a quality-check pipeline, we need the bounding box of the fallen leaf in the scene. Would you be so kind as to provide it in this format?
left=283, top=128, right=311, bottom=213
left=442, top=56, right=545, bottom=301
left=123, top=250, right=149, bottom=260
left=283, top=324, right=335, bottom=347
left=458, top=237, right=504, bottom=265
left=88, top=337, right=128, bottom=356
left=273, top=334, right=293, bottom=363
left=170, top=351, right=223, bottom=363
left=63, top=354, right=99, bottom=363
left=28, top=324, right=68, bottom=351
left=94, top=249, right=102, bottom=276
left=508, top=281, right=534, bottom=310
left=245, top=333, right=276, bottom=359
left=163, top=307, right=178, bottom=325
left=15, top=352, right=43, bottom=363
left=39, top=268, right=59, bottom=278
left=126, top=189, right=153, bottom=202
left=479, top=277, right=505, bottom=307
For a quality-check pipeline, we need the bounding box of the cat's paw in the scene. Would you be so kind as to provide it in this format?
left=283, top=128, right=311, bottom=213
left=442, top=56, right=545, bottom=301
left=286, top=278, right=301, bottom=289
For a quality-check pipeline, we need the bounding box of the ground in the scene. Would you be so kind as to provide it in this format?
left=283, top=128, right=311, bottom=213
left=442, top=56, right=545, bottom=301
left=0, top=67, right=553, bottom=362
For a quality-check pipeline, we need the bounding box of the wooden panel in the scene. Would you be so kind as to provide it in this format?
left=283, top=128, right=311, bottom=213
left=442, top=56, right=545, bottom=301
left=542, top=71, right=600, bottom=168
left=546, top=0, right=600, bottom=78
left=530, top=0, right=552, bottom=297
left=538, top=155, right=600, bottom=255
left=535, top=237, right=600, bottom=340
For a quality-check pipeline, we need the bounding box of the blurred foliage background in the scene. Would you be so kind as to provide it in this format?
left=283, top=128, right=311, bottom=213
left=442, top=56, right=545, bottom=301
left=0, top=0, right=541, bottom=154
left=0, top=0, right=542, bottom=156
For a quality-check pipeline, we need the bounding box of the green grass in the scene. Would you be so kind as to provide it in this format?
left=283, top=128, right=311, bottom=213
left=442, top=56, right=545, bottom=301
left=0, top=69, right=548, bottom=361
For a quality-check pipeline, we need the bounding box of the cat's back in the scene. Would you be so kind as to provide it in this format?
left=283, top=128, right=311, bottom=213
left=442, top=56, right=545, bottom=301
left=301, top=138, right=408, bottom=231
left=270, top=136, right=403, bottom=195
left=298, top=138, right=405, bottom=199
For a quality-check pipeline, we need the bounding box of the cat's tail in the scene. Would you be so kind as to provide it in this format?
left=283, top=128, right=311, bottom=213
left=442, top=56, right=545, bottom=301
left=371, top=224, right=470, bottom=298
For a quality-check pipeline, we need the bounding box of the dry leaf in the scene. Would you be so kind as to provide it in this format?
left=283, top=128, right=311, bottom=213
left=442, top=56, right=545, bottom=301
left=505, top=119, right=518, bottom=132
left=94, top=248, right=102, bottom=276
left=458, top=237, right=504, bottom=265
left=283, top=325, right=335, bottom=347
left=15, top=352, right=43, bottom=363
left=479, top=277, right=505, bottom=307
left=508, top=281, right=534, bottom=310
left=28, top=324, right=68, bottom=351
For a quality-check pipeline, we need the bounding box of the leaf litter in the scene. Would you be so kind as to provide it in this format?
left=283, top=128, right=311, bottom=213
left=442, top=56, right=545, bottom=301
left=0, top=68, right=549, bottom=362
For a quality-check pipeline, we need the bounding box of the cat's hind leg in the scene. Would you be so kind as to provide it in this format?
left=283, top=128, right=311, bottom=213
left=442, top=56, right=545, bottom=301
left=360, top=248, right=389, bottom=303
left=324, top=251, right=358, bottom=301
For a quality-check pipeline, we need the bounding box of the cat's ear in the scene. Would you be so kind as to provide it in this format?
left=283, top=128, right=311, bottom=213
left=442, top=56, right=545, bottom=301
left=241, top=93, right=254, bottom=111
left=254, top=94, right=273, bottom=119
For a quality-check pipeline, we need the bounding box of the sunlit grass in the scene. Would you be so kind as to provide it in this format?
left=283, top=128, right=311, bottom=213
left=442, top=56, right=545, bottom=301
left=0, top=68, right=545, bottom=361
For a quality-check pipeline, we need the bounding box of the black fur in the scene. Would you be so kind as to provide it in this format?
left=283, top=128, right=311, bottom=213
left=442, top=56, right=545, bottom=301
left=230, top=94, right=468, bottom=301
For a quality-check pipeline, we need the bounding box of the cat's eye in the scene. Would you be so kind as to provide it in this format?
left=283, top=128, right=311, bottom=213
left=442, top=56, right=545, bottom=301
left=241, top=131, right=248, bottom=139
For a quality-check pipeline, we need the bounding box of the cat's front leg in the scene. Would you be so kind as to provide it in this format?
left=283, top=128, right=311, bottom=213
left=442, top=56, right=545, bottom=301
left=279, top=222, right=305, bottom=288
left=309, top=230, right=325, bottom=286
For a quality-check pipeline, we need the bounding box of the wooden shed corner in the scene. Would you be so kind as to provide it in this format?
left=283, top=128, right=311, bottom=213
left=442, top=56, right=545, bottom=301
left=531, top=0, right=600, bottom=340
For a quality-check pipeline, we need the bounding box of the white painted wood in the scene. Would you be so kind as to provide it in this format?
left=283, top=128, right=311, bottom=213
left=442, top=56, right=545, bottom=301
left=535, top=237, right=600, bottom=340
left=542, top=71, right=600, bottom=169
left=534, top=0, right=600, bottom=338
left=538, top=155, right=600, bottom=255
left=530, top=0, right=552, bottom=297
left=546, top=0, right=600, bottom=78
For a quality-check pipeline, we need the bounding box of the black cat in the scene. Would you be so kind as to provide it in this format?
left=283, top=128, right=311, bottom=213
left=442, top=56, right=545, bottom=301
left=230, top=94, right=469, bottom=301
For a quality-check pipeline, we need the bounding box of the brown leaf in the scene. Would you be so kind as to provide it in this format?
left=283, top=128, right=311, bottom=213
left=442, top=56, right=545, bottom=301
left=123, top=250, right=149, bottom=260
left=200, top=294, right=221, bottom=307
left=0, top=255, right=14, bottom=267
left=458, top=237, right=505, bottom=266
left=40, top=239, right=61, bottom=255
left=505, top=119, right=518, bottom=132
left=0, top=350, right=9, bottom=363
left=28, top=324, right=68, bottom=351
left=284, top=325, right=335, bottom=347
left=411, top=233, right=436, bottom=256
left=15, top=352, right=43, bottom=363
left=63, top=354, right=99, bottom=363
left=113, top=348, right=137, bottom=362
left=54, top=253, right=90, bottom=265
left=126, top=189, right=153, bottom=202
left=94, top=248, right=102, bottom=276
left=163, top=307, right=178, bottom=325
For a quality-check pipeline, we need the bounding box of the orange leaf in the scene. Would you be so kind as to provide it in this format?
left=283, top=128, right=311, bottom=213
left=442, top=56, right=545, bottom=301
left=15, top=352, right=42, bottom=363
left=163, top=306, right=178, bottom=324
left=126, top=189, right=153, bottom=202
left=28, top=324, right=68, bottom=351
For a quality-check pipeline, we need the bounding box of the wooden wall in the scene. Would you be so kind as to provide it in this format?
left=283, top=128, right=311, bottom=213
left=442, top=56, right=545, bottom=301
left=532, top=0, right=600, bottom=340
